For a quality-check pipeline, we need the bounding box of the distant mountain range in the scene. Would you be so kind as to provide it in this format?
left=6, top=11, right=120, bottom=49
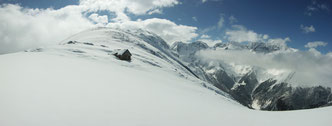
left=1, top=27, right=332, bottom=125
left=171, top=40, right=332, bottom=110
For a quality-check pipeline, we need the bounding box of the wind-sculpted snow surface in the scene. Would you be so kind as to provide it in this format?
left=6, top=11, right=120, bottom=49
left=0, top=28, right=332, bottom=126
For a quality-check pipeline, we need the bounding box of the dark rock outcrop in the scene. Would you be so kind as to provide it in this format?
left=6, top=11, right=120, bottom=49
left=252, top=81, right=332, bottom=111
left=231, top=72, right=259, bottom=107
left=67, top=41, right=77, bottom=44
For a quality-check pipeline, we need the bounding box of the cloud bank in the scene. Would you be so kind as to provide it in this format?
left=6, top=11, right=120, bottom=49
left=0, top=0, right=200, bottom=54
left=225, top=25, right=269, bottom=43
left=108, top=18, right=198, bottom=45
left=0, top=4, right=94, bottom=54
left=305, top=41, right=328, bottom=48
left=196, top=48, right=332, bottom=87
left=301, top=24, right=316, bottom=33
left=79, top=0, right=179, bottom=22
left=217, top=16, right=224, bottom=29
left=305, top=0, right=330, bottom=16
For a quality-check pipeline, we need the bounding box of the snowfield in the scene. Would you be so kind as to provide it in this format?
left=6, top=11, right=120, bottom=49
left=0, top=28, right=331, bottom=126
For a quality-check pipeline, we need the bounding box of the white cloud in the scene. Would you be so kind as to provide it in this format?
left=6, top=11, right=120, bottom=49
left=266, top=37, right=290, bottom=49
left=0, top=0, right=188, bottom=54
left=0, top=4, right=94, bottom=54
left=196, top=48, right=332, bottom=87
left=198, top=35, right=222, bottom=47
left=307, top=6, right=318, bottom=11
left=192, top=16, right=198, bottom=22
left=80, top=0, right=197, bottom=46
left=200, top=34, right=211, bottom=39
left=318, top=4, right=329, bottom=11
left=228, top=15, right=238, bottom=24
left=300, top=24, right=316, bottom=33
left=199, top=14, right=225, bottom=34
left=79, top=0, right=179, bottom=14
left=308, top=48, right=322, bottom=56
left=199, top=14, right=224, bottom=34
left=225, top=25, right=268, bottom=43
left=327, top=52, right=332, bottom=57
left=305, top=41, right=328, bottom=48
left=201, top=0, right=222, bottom=3
left=217, top=16, right=224, bottom=29
left=79, top=0, right=179, bottom=22
left=224, top=25, right=292, bottom=51
left=88, top=13, right=108, bottom=26
left=108, top=18, right=198, bottom=45
left=305, top=0, right=330, bottom=16
left=147, top=9, right=162, bottom=15
left=200, top=26, right=216, bottom=34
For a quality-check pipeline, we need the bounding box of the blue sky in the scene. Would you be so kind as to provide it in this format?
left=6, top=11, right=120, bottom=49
left=0, top=0, right=331, bottom=53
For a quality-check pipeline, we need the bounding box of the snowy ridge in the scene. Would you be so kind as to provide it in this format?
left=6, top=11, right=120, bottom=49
left=62, top=27, right=200, bottom=78
left=214, top=41, right=297, bottom=53
left=0, top=27, right=332, bottom=126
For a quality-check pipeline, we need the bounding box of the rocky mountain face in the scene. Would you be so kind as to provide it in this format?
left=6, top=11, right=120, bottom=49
left=171, top=41, right=332, bottom=111
left=253, top=80, right=332, bottom=110
left=171, top=41, right=209, bottom=62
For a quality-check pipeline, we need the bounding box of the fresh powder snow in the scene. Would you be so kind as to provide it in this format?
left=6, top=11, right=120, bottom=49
left=0, top=28, right=331, bottom=126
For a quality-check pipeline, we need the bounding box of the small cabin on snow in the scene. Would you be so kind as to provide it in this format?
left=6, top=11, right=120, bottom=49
left=113, top=49, right=132, bottom=61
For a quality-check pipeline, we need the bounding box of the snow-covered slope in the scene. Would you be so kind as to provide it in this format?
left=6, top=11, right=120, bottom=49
left=1, top=28, right=332, bottom=126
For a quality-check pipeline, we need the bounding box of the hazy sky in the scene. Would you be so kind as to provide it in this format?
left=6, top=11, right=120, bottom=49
left=0, top=0, right=331, bottom=54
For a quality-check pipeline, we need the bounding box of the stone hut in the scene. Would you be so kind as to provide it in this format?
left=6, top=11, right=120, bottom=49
left=113, top=49, right=132, bottom=61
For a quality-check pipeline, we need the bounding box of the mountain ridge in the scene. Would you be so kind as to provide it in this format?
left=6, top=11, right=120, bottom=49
left=171, top=40, right=332, bottom=110
left=1, top=27, right=332, bottom=126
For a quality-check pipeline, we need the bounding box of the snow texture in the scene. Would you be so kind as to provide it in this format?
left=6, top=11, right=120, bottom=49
left=0, top=28, right=331, bottom=126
